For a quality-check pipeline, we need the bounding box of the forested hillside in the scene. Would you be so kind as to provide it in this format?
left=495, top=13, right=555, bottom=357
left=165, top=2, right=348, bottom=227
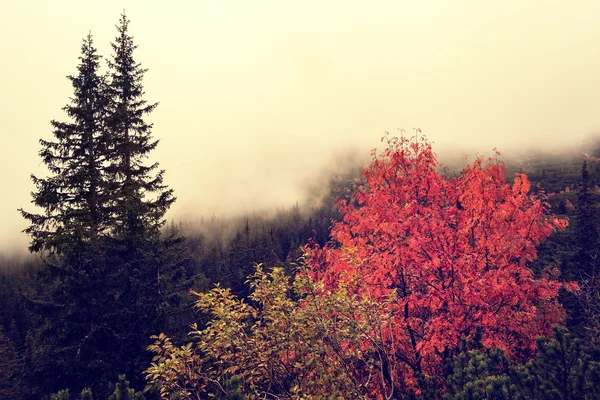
left=2, top=13, right=600, bottom=400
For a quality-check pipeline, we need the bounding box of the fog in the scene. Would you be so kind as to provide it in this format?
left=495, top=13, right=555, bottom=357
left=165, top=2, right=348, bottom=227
left=2, top=1, right=600, bottom=252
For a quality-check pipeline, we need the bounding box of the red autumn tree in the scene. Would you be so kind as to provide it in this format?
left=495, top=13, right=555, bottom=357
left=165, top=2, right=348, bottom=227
left=307, top=133, right=573, bottom=384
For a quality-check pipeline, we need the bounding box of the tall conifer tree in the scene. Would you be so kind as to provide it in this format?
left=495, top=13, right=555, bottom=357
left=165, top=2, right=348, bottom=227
left=102, top=14, right=185, bottom=390
left=20, top=34, right=110, bottom=258
left=105, top=13, right=174, bottom=242
left=18, top=33, right=118, bottom=398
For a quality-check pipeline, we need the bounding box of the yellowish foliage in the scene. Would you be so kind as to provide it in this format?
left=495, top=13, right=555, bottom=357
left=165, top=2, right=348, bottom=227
left=145, top=264, right=405, bottom=399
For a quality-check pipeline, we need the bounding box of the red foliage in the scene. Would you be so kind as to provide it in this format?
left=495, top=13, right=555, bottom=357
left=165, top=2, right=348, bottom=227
left=307, top=134, right=571, bottom=378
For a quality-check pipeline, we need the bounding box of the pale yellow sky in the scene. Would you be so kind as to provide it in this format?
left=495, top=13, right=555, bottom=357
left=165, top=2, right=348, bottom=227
left=2, top=1, right=600, bottom=252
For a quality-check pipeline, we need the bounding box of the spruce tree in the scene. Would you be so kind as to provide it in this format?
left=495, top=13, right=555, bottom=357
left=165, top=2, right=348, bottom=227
left=105, top=13, right=174, bottom=242
left=20, top=33, right=110, bottom=258
left=102, top=14, right=185, bottom=389
left=17, top=34, right=119, bottom=398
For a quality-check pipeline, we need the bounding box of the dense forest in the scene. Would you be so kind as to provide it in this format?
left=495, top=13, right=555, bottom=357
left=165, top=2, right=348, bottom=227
left=2, top=14, right=600, bottom=400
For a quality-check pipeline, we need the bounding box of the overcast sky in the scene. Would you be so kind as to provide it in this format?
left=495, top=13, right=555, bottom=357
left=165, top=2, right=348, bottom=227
left=2, top=1, right=600, bottom=252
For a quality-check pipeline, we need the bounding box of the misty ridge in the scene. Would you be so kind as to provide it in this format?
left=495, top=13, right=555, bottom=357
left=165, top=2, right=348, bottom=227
left=5, top=128, right=600, bottom=268
left=172, top=132, right=600, bottom=245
